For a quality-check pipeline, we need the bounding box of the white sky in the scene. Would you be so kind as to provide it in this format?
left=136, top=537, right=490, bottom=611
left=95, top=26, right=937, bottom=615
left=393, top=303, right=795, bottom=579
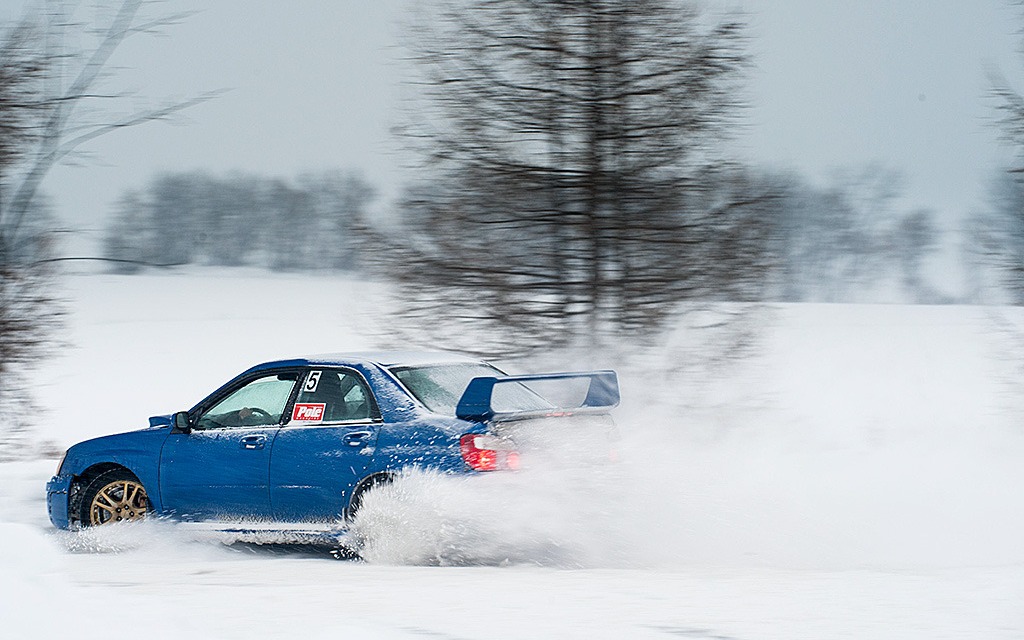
left=2, top=0, right=1022, bottom=254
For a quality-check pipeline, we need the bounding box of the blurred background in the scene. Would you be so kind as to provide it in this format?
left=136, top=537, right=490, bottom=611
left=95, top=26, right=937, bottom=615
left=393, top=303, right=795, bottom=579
left=2, top=5, right=1024, bottom=637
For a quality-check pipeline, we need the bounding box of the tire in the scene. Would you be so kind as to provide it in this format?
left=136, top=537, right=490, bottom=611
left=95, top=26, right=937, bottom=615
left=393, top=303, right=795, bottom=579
left=78, top=469, right=150, bottom=527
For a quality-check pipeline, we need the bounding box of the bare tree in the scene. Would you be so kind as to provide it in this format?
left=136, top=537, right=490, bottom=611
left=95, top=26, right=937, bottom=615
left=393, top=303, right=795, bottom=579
left=979, top=170, right=1024, bottom=304
left=102, top=189, right=155, bottom=274
left=0, top=14, right=63, bottom=458
left=0, top=1, right=207, bottom=459
left=990, top=48, right=1024, bottom=303
left=766, top=166, right=944, bottom=304
left=895, top=208, right=941, bottom=303
left=365, top=0, right=764, bottom=357
left=986, top=1, right=1024, bottom=303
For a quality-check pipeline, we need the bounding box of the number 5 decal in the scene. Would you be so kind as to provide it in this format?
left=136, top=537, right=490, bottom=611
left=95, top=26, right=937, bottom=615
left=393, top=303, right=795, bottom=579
left=304, top=370, right=322, bottom=393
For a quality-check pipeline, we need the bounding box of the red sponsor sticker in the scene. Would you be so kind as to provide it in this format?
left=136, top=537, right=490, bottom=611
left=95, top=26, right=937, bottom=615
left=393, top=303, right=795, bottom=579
left=292, top=403, right=326, bottom=422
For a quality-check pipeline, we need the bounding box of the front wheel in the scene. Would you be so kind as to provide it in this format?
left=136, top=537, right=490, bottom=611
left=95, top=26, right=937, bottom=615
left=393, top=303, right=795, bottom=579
left=79, top=469, right=149, bottom=526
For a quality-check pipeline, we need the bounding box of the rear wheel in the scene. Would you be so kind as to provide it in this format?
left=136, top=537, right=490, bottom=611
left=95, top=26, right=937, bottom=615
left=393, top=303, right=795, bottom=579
left=345, top=474, right=393, bottom=523
left=79, top=469, right=149, bottom=526
left=336, top=474, right=394, bottom=560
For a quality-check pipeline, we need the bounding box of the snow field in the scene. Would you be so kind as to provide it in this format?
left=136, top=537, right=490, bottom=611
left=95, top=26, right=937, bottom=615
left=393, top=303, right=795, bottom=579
left=0, top=269, right=1022, bottom=638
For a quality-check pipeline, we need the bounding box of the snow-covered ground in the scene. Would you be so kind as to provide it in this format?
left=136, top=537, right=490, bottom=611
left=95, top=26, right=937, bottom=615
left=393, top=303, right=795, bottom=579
left=1, top=269, right=1023, bottom=639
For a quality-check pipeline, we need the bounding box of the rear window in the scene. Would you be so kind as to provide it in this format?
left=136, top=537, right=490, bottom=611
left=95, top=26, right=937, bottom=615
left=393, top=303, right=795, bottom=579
left=390, top=363, right=550, bottom=416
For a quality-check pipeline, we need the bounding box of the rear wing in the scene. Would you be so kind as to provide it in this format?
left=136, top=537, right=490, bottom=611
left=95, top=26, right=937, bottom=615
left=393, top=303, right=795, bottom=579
left=455, top=370, right=619, bottom=423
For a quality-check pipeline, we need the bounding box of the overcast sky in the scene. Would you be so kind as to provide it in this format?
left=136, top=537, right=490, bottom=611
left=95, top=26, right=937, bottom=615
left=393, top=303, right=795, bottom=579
left=2, top=0, right=1022, bottom=255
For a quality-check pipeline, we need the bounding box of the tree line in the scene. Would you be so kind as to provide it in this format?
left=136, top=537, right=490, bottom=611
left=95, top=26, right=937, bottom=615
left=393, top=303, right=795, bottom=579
left=102, top=170, right=374, bottom=273
left=98, top=163, right=944, bottom=299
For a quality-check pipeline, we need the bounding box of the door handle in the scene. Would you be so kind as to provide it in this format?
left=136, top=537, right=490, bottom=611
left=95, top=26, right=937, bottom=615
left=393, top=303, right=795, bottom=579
left=343, top=430, right=373, bottom=447
left=239, top=434, right=267, bottom=450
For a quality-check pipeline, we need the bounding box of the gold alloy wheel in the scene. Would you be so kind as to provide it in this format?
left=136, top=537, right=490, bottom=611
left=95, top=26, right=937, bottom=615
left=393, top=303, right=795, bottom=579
left=89, top=479, right=149, bottom=525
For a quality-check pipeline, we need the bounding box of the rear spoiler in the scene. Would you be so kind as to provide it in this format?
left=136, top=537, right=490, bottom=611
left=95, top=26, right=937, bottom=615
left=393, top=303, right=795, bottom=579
left=455, top=370, right=619, bottom=423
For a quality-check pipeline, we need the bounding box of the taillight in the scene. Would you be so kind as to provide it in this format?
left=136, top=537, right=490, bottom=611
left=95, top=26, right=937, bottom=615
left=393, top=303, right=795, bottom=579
left=460, top=434, right=520, bottom=471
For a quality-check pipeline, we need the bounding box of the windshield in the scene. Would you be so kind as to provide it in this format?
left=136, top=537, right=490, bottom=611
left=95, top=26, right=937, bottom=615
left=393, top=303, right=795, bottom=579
left=390, top=363, right=551, bottom=416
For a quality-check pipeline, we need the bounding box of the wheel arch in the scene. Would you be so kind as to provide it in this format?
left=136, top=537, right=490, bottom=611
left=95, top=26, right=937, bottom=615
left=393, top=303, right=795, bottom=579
left=345, top=471, right=395, bottom=521
left=69, top=463, right=145, bottom=526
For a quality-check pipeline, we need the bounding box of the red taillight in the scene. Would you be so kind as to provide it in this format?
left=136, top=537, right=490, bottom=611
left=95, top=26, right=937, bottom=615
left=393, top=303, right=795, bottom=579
left=460, top=434, right=520, bottom=471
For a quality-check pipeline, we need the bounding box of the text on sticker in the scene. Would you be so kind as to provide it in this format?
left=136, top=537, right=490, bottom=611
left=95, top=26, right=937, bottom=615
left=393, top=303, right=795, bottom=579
left=292, top=403, right=326, bottom=422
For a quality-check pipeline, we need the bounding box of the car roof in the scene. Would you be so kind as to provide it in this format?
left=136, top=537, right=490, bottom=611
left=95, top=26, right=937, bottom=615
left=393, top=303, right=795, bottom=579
left=248, top=350, right=483, bottom=373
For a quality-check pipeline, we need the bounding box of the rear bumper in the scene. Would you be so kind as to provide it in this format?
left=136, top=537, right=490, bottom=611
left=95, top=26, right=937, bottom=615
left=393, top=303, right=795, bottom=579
left=46, top=474, right=73, bottom=529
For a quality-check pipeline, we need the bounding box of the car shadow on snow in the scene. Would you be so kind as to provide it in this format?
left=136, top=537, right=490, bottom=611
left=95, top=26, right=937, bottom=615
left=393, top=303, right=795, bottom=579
left=222, top=541, right=360, bottom=560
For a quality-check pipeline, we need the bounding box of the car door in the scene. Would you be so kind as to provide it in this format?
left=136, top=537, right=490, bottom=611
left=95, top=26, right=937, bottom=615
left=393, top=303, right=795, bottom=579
left=158, top=370, right=300, bottom=520
left=269, top=367, right=382, bottom=521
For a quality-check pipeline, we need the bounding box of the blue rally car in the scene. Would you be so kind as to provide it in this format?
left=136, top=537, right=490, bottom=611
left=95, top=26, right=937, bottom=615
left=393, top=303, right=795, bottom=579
left=46, top=352, right=619, bottom=536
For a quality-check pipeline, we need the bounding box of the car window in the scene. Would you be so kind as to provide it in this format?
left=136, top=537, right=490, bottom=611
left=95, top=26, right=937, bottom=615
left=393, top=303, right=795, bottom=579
left=290, top=369, right=376, bottom=423
left=390, top=363, right=551, bottom=416
left=196, top=372, right=298, bottom=429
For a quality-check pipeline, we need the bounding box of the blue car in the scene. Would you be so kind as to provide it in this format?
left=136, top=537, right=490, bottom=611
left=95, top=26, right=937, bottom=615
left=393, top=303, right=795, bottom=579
left=46, top=351, right=618, bottom=538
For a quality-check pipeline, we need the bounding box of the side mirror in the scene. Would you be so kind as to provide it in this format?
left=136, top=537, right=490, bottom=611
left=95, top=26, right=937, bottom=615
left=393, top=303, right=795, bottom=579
left=173, top=411, right=193, bottom=433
